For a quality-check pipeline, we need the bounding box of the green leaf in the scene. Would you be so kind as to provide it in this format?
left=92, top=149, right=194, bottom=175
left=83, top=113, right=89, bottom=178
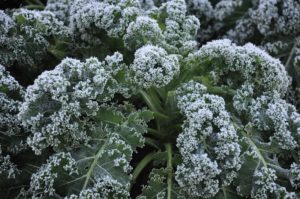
left=215, top=187, right=243, bottom=199
left=14, top=15, right=26, bottom=25
left=235, top=154, right=259, bottom=197
left=95, top=106, right=124, bottom=124
left=25, top=104, right=149, bottom=198
left=138, top=168, right=185, bottom=199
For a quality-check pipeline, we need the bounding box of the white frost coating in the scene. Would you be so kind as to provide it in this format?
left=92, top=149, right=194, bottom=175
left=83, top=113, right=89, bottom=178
left=69, top=0, right=140, bottom=43
left=124, top=16, right=163, bottom=50
left=45, top=0, right=72, bottom=23
left=0, top=65, right=25, bottom=179
left=185, top=0, right=246, bottom=43
left=28, top=152, right=78, bottom=198
left=226, top=0, right=300, bottom=43
left=165, top=0, right=187, bottom=21
left=161, top=0, right=200, bottom=53
left=0, top=64, right=23, bottom=97
left=194, top=0, right=243, bottom=21
left=68, top=0, right=199, bottom=54
left=0, top=10, right=15, bottom=34
left=139, top=0, right=155, bottom=10
left=225, top=16, right=256, bottom=44
left=176, top=153, right=221, bottom=198
left=18, top=54, right=128, bottom=154
left=0, top=145, right=18, bottom=179
left=1, top=9, right=69, bottom=67
left=175, top=81, right=241, bottom=198
left=250, top=0, right=300, bottom=36
left=186, top=0, right=214, bottom=19
left=66, top=175, right=129, bottom=199
left=0, top=64, right=25, bottom=138
left=251, top=167, right=296, bottom=199
left=131, top=45, right=179, bottom=88
left=261, top=41, right=289, bottom=55
left=188, top=0, right=300, bottom=44
left=214, top=0, right=243, bottom=20
left=188, top=39, right=290, bottom=113
left=249, top=95, right=300, bottom=150
left=290, top=162, right=300, bottom=189
left=12, top=9, right=68, bottom=37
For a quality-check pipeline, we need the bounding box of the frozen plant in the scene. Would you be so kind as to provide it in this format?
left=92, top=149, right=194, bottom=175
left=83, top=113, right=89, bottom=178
left=1, top=0, right=300, bottom=198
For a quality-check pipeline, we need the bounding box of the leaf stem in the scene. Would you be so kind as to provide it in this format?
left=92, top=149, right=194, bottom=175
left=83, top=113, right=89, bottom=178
left=82, top=140, right=108, bottom=190
left=23, top=5, right=45, bottom=10
left=147, top=128, right=164, bottom=139
left=130, top=152, right=158, bottom=190
left=285, top=42, right=297, bottom=70
left=267, top=163, right=289, bottom=178
left=165, top=143, right=173, bottom=199
left=222, top=187, right=228, bottom=199
left=145, top=137, right=160, bottom=149
left=139, top=90, right=159, bottom=112
left=139, top=90, right=169, bottom=120
left=33, top=0, right=44, bottom=6
left=153, top=112, right=170, bottom=120
left=239, top=128, right=267, bottom=167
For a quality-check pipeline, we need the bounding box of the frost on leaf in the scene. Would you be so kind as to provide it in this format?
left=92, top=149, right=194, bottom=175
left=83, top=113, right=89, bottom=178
left=250, top=0, right=300, bottom=36
left=0, top=145, right=18, bottom=179
left=175, top=81, right=241, bottom=198
left=45, top=0, right=73, bottom=24
left=131, top=45, right=179, bottom=88
left=224, top=0, right=300, bottom=45
left=138, top=168, right=186, bottom=199
left=249, top=95, right=300, bottom=150
left=289, top=162, right=300, bottom=189
left=0, top=9, right=69, bottom=67
left=23, top=152, right=78, bottom=198
left=0, top=10, right=15, bottom=35
left=18, top=53, right=153, bottom=197
left=19, top=53, right=134, bottom=154
left=124, top=16, right=163, bottom=50
left=19, top=103, right=152, bottom=198
left=251, top=167, right=296, bottom=199
left=158, top=0, right=200, bottom=53
left=0, top=64, right=26, bottom=180
left=188, top=39, right=290, bottom=113
left=69, top=0, right=140, bottom=44
left=0, top=65, right=24, bottom=137
left=67, top=176, right=129, bottom=199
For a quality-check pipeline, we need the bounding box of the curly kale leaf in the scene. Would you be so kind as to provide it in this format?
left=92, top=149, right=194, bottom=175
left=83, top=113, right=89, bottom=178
left=20, top=102, right=152, bottom=198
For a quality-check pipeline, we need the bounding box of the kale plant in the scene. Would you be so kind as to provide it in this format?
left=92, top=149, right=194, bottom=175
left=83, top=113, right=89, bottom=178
left=1, top=0, right=300, bottom=198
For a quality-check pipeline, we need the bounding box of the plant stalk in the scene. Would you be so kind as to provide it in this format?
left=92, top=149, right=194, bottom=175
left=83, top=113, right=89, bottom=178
left=130, top=152, right=158, bottom=190
left=165, top=143, right=173, bottom=199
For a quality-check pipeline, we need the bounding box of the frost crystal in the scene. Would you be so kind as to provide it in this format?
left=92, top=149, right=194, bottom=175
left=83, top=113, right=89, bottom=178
left=0, top=145, right=18, bottom=179
left=175, top=81, right=241, bottom=198
left=124, top=16, right=163, bottom=50
left=250, top=0, right=300, bottom=36
left=249, top=95, right=300, bottom=150
left=19, top=54, right=130, bottom=154
left=188, top=39, right=290, bottom=114
left=131, top=45, right=179, bottom=88
left=66, top=176, right=129, bottom=199
left=290, top=162, right=300, bottom=189
left=0, top=65, right=26, bottom=179
left=160, top=0, right=200, bottom=53
left=251, top=167, right=296, bottom=199
left=0, top=65, right=24, bottom=136
left=28, top=152, right=78, bottom=198
left=45, top=0, right=72, bottom=23
left=0, top=9, right=69, bottom=67
left=0, top=10, right=15, bottom=34
left=70, top=0, right=140, bottom=43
